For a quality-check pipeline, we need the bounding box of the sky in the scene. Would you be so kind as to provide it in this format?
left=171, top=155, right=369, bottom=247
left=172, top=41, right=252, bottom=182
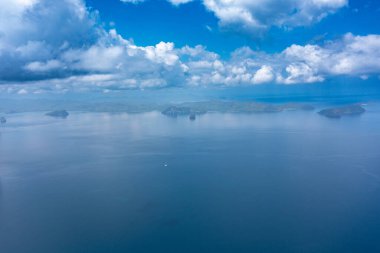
left=0, top=0, right=380, bottom=94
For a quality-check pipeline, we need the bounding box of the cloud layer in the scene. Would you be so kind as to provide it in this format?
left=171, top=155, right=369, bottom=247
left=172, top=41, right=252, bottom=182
left=203, top=0, right=348, bottom=32
left=121, top=0, right=192, bottom=6
left=121, top=0, right=347, bottom=33
left=0, top=0, right=379, bottom=93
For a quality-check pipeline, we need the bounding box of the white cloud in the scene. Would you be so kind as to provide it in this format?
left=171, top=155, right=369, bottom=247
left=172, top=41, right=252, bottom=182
left=0, top=0, right=101, bottom=81
left=25, top=60, right=63, bottom=72
left=142, top=42, right=179, bottom=66
left=17, top=88, right=29, bottom=95
left=120, top=0, right=193, bottom=5
left=281, top=63, right=324, bottom=84
left=120, top=0, right=145, bottom=4
left=203, top=0, right=347, bottom=33
left=119, top=0, right=345, bottom=35
left=178, top=33, right=380, bottom=86
left=62, top=45, right=124, bottom=72
left=283, top=33, right=380, bottom=77
left=1, top=0, right=380, bottom=92
left=253, top=65, right=274, bottom=84
left=167, top=0, right=193, bottom=5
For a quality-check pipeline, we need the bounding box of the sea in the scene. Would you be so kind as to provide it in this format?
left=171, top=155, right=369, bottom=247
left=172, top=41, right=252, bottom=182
left=1, top=98, right=380, bottom=252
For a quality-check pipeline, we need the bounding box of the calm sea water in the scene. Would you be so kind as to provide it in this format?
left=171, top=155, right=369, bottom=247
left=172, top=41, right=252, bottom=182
left=1, top=107, right=380, bottom=253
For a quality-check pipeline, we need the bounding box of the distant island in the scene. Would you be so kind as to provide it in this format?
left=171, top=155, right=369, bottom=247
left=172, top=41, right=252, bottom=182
left=1, top=100, right=371, bottom=121
left=46, top=110, right=69, bottom=119
left=161, top=101, right=315, bottom=117
left=189, top=113, right=196, bottom=121
left=318, top=105, right=366, bottom=118
left=161, top=106, right=206, bottom=118
left=0, top=116, right=6, bottom=124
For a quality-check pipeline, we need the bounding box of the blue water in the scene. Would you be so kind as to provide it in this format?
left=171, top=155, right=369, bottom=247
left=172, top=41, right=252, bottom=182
left=1, top=107, right=380, bottom=253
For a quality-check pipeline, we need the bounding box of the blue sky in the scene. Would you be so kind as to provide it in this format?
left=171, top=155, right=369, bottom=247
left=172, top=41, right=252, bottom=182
left=0, top=0, right=379, bottom=94
left=87, top=0, right=380, bottom=54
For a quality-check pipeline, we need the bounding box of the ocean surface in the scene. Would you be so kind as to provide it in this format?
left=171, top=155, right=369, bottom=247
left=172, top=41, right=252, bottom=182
left=1, top=106, right=380, bottom=253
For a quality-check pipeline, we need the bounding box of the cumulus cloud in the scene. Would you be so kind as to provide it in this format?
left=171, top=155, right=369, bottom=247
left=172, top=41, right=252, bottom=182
left=1, top=0, right=380, bottom=93
left=283, top=33, right=380, bottom=77
left=25, top=60, right=63, bottom=72
left=120, top=0, right=145, bottom=4
left=178, top=33, right=380, bottom=86
left=119, top=0, right=346, bottom=33
left=167, top=0, right=193, bottom=5
left=0, top=0, right=101, bottom=81
left=253, top=65, right=274, bottom=84
left=120, top=0, right=193, bottom=6
left=203, top=0, right=348, bottom=33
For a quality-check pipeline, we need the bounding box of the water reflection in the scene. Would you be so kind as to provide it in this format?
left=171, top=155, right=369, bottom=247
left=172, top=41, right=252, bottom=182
left=0, top=109, right=380, bottom=253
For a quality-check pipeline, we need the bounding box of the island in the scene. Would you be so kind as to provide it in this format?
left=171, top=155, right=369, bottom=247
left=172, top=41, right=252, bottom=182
left=318, top=104, right=366, bottom=118
left=45, top=110, right=69, bottom=119
left=0, top=116, right=6, bottom=124
left=161, top=101, right=314, bottom=117
left=189, top=113, right=196, bottom=121
left=161, top=106, right=206, bottom=118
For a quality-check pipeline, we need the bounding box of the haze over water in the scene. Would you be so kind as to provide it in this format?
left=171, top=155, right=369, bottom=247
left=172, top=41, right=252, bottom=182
left=1, top=105, right=380, bottom=253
